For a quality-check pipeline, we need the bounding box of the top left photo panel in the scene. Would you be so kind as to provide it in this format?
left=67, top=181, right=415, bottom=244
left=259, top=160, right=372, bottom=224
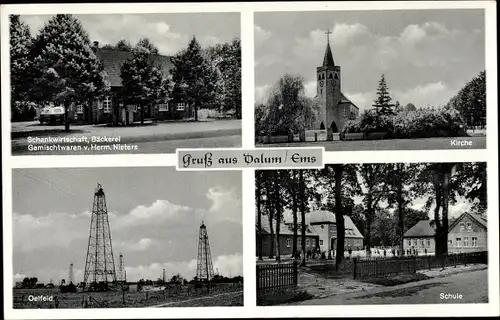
left=8, top=12, right=241, bottom=155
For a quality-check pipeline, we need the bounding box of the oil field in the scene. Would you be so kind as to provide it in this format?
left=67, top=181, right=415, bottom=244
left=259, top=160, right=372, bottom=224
left=12, top=169, right=243, bottom=308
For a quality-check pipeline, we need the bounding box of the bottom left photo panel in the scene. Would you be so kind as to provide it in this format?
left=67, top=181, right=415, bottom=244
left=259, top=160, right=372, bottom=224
left=10, top=167, right=243, bottom=308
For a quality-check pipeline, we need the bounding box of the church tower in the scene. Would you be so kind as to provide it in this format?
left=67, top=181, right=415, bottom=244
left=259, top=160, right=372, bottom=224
left=315, top=31, right=342, bottom=137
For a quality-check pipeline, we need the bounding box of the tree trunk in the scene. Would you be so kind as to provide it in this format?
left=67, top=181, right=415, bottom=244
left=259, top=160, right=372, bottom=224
left=141, top=104, right=145, bottom=124
left=397, top=164, right=404, bottom=257
left=299, top=170, right=307, bottom=267
left=334, top=165, right=344, bottom=270
left=194, top=100, right=199, bottom=121
left=292, top=170, right=298, bottom=259
left=267, top=180, right=275, bottom=259
left=274, top=172, right=282, bottom=262
left=441, top=168, right=451, bottom=255
left=366, top=197, right=372, bottom=256
left=64, top=101, right=70, bottom=132
left=256, top=173, right=263, bottom=261
left=433, top=171, right=443, bottom=256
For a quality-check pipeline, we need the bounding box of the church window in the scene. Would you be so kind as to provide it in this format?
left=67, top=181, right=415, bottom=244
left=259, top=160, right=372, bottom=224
left=328, top=73, right=333, bottom=79
left=318, top=74, right=321, bottom=80
left=321, top=73, right=325, bottom=80
left=334, top=73, right=339, bottom=80
left=103, top=96, right=112, bottom=114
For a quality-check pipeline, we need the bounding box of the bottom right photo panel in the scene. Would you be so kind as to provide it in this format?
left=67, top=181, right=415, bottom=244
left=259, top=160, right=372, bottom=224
left=255, top=162, right=488, bottom=306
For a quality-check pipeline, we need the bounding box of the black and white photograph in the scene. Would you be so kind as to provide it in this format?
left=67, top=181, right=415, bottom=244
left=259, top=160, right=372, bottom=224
left=11, top=167, right=243, bottom=308
left=254, top=10, right=487, bottom=150
left=255, top=163, right=488, bottom=305
left=9, top=13, right=241, bottom=155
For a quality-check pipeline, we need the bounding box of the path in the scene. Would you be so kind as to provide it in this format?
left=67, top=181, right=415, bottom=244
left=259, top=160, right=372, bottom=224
left=292, top=267, right=488, bottom=305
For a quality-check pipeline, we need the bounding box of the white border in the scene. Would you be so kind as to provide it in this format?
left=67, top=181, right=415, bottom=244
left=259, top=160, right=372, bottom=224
left=2, top=1, right=499, bottom=319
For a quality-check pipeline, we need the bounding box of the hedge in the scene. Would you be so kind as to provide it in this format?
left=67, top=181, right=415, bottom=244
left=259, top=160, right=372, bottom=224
left=342, top=107, right=467, bottom=139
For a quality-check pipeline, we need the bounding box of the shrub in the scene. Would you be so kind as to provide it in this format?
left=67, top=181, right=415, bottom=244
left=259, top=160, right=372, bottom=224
left=342, top=107, right=466, bottom=138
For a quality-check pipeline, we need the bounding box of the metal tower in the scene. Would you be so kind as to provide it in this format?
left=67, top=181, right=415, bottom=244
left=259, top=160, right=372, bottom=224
left=68, top=263, right=74, bottom=284
left=196, top=221, right=214, bottom=282
left=118, top=253, right=126, bottom=282
left=83, top=184, right=117, bottom=287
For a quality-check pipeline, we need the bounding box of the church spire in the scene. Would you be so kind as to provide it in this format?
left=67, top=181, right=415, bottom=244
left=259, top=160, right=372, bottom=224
left=322, top=30, right=335, bottom=67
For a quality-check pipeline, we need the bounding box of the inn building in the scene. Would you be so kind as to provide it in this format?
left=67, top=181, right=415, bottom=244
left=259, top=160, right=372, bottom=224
left=69, top=42, right=193, bottom=125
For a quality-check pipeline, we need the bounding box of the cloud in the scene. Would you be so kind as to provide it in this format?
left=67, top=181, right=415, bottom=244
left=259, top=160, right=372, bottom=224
left=330, top=23, right=370, bottom=46
left=345, top=92, right=372, bottom=111
left=392, top=81, right=457, bottom=108
left=255, top=84, right=272, bottom=103
left=116, top=200, right=192, bottom=228
left=255, top=25, right=272, bottom=44
left=123, top=253, right=242, bottom=281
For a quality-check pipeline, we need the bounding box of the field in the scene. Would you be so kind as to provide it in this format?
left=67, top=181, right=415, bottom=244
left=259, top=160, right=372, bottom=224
left=13, top=283, right=243, bottom=308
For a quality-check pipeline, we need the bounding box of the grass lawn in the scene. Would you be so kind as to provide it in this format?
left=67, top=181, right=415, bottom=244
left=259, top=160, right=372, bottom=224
left=360, top=273, right=432, bottom=286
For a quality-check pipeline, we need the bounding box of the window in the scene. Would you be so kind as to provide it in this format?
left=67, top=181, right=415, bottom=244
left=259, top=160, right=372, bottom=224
left=319, top=240, right=323, bottom=246
left=320, top=225, right=324, bottom=229
left=76, top=105, right=83, bottom=114
left=407, top=239, right=411, bottom=246
left=318, top=74, right=321, bottom=80
left=456, top=237, right=462, bottom=247
left=448, top=239, right=453, bottom=245
left=412, top=239, right=417, bottom=247
left=328, top=73, right=333, bottom=79
left=334, top=73, right=339, bottom=80
left=286, top=238, right=291, bottom=248
left=311, top=238, right=316, bottom=246
left=103, top=96, right=112, bottom=114
left=306, top=239, right=310, bottom=247
left=459, top=222, right=465, bottom=231
left=466, top=222, right=472, bottom=231
left=177, top=102, right=185, bottom=111
left=158, top=103, right=168, bottom=112
left=472, top=237, right=478, bottom=247
left=426, top=239, right=431, bottom=247
left=420, top=239, right=425, bottom=247
left=463, top=237, right=469, bottom=247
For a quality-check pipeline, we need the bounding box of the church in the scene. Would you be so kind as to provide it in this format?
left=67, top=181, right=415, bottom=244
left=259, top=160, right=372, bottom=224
left=311, top=33, right=359, bottom=139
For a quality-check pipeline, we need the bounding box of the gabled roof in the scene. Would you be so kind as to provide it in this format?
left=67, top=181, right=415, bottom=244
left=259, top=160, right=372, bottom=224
left=256, top=214, right=318, bottom=237
left=307, top=210, right=364, bottom=239
left=95, top=48, right=173, bottom=87
left=340, top=93, right=359, bottom=110
left=449, top=212, right=487, bottom=231
left=404, top=220, right=435, bottom=238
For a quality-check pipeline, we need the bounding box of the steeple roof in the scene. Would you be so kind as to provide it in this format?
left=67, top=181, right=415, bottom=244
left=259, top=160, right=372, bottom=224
left=322, top=41, right=335, bottom=67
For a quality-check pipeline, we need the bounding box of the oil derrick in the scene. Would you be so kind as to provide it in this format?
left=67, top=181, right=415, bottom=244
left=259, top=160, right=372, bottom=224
left=118, top=253, right=126, bottom=283
left=196, top=221, right=214, bottom=282
left=68, top=263, right=74, bottom=284
left=83, top=183, right=117, bottom=290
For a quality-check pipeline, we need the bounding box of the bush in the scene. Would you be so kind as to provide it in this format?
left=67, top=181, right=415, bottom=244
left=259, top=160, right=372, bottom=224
left=342, top=107, right=466, bottom=138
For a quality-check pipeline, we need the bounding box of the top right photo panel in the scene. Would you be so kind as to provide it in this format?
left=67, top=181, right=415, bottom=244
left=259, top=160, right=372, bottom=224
left=254, top=9, right=487, bottom=151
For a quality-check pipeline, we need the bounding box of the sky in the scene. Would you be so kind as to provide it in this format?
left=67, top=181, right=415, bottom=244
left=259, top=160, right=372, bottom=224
left=255, top=9, right=485, bottom=111
left=12, top=168, right=242, bottom=284
left=20, top=13, right=240, bottom=55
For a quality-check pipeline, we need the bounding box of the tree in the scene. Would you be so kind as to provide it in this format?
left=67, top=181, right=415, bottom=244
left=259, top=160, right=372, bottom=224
left=446, top=71, right=486, bottom=128
left=102, top=39, right=133, bottom=52
left=31, top=14, right=108, bottom=131
left=372, top=74, right=395, bottom=115
left=358, top=164, right=388, bottom=254
left=404, top=103, right=417, bottom=112
left=255, top=170, right=264, bottom=261
left=170, top=36, right=218, bottom=121
left=385, top=163, right=421, bottom=256
left=298, top=169, right=307, bottom=266
left=206, top=38, right=241, bottom=118
left=273, top=171, right=284, bottom=261
left=10, top=15, right=33, bottom=109
left=120, top=40, right=170, bottom=124
left=394, top=101, right=402, bottom=113
left=314, top=165, right=360, bottom=268
left=260, top=74, right=320, bottom=136
left=454, top=162, right=487, bottom=214
left=170, top=274, right=184, bottom=284
left=136, top=38, right=159, bottom=55
left=417, top=163, right=460, bottom=256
